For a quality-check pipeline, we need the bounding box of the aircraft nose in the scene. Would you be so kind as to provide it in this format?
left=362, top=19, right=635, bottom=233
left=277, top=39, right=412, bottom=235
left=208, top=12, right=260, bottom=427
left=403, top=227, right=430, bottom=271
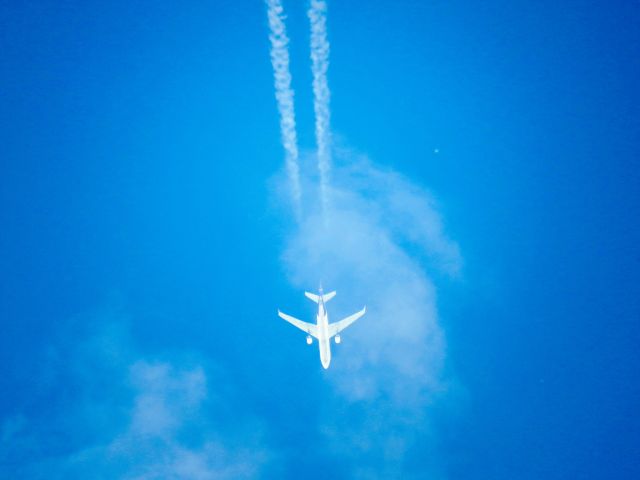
left=321, top=354, right=330, bottom=369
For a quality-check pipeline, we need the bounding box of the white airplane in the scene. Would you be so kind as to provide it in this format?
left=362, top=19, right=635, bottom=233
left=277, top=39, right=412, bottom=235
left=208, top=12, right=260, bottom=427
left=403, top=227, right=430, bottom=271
left=278, top=287, right=366, bottom=369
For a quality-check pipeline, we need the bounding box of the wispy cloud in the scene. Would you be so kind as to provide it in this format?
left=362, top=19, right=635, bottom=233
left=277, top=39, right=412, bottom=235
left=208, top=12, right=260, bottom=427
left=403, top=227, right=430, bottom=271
left=265, top=1, right=460, bottom=475
left=75, top=360, right=268, bottom=480
left=308, top=0, right=332, bottom=217
left=0, top=315, right=271, bottom=479
left=266, top=0, right=302, bottom=219
left=281, top=147, right=461, bottom=477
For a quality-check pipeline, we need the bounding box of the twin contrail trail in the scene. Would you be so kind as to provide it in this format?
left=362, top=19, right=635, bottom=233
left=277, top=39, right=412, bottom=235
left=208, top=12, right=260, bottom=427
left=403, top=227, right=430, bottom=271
left=308, top=0, right=332, bottom=218
left=265, top=0, right=333, bottom=220
left=266, top=0, right=302, bottom=219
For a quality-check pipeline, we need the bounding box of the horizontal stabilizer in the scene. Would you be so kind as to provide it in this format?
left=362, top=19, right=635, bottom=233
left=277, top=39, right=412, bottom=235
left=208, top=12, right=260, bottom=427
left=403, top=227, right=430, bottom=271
left=305, top=291, right=337, bottom=303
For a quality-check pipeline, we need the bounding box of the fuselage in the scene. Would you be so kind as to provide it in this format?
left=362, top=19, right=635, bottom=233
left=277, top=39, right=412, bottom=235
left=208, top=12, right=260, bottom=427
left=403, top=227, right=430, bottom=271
left=316, top=297, right=332, bottom=369
left=278, top=287, right=364, bottom=369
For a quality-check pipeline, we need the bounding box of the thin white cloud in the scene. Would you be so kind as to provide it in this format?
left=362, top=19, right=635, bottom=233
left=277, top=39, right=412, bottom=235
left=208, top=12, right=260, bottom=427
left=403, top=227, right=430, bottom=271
left=90, top=359, right=268, bottom=480
left=0, top=318, right=271, bottom=479
left=281, top=149, right=461, bottom=477
left=266, top=0, right=302, bottom=220
left=308, top=0, right=333, bottom=218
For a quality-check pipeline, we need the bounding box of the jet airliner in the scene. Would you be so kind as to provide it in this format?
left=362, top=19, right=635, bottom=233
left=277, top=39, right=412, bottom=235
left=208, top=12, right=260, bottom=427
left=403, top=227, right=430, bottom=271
left=278, top=287, right=366, bottom=369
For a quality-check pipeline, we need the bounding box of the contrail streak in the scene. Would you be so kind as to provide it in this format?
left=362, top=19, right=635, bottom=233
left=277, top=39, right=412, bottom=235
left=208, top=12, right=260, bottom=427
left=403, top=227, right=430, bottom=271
left=266, top=0, right=302, bottom=219
left=308, top=0, right=332, bottom=218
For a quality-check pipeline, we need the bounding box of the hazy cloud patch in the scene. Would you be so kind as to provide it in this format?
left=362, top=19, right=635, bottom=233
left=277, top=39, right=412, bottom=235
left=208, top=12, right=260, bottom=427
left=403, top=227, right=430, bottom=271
left=281, top=149, right=461, bottom=477
left=0, top=312, right=271, bottom=479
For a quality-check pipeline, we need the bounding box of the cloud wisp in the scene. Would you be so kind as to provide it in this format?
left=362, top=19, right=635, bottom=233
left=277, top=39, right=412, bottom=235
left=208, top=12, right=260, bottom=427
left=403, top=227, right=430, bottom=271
left=265, top=2, right=461, bottom=476
left=308, top=0, right=333, bottom=218
left=0, top=317, right=271, bottom=479
left=281, top=149, right=461, bottom=477
left=266, top=0, right=302, bottom=220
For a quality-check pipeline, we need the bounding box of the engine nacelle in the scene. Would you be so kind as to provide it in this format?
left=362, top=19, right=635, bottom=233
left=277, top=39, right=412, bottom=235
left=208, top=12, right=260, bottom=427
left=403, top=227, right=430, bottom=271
left=334, top=334, right=341, bottom=344
left=306, top=335, right=313, bottom=345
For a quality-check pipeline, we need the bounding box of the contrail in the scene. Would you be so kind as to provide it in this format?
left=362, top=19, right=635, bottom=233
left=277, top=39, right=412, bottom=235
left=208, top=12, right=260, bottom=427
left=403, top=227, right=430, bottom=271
left=308, top=0, right=332, bottom=218
left=266, top=0, right=302, bottom=219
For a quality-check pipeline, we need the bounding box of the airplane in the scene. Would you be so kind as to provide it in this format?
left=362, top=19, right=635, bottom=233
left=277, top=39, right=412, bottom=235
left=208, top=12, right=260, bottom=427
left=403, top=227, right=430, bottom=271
left=278, top=287, right=366, bottom=369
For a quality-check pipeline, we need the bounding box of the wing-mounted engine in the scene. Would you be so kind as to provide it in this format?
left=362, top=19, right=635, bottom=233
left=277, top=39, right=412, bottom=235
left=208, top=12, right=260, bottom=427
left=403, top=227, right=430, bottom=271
left=306, top=335, right=313, bottom=344
left=334, top=334, right=341, bottom=344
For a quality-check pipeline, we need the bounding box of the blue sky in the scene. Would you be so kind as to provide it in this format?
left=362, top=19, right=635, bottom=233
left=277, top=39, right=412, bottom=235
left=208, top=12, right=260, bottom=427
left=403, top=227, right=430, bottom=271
left=1, top=0, right=639, bottom=478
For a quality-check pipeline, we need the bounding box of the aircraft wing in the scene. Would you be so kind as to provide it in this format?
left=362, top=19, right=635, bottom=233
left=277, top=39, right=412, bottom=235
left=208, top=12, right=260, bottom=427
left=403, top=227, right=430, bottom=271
left=278, top=310, right=319, bottom=338
left=327, top=306, right=366, bottom=338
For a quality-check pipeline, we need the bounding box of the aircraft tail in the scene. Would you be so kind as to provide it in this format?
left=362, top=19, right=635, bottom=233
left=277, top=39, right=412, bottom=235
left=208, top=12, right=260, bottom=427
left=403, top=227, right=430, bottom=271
left=305, top=291, right=336, bottom=303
